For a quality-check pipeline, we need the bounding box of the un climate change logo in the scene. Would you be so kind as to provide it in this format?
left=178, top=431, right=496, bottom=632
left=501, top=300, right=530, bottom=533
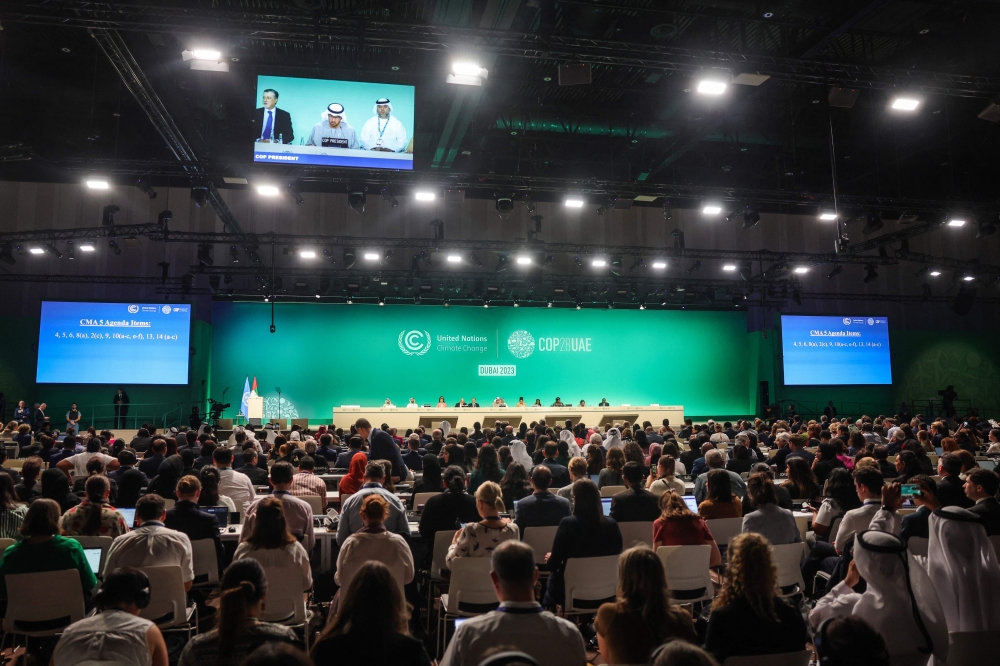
left=398, top=330, right=432, bottom=356
left=508, top=330, right=535, bottom=359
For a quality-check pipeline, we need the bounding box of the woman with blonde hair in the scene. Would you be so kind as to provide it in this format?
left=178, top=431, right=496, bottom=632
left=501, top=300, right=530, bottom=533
left=703, top=533, right=807, bottom=663
left=595, top=546, right=697, bottom=663
left=445, top=481, right=518, bottom=567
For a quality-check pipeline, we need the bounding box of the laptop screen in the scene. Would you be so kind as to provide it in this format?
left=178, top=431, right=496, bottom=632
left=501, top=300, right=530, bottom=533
left=83, top=547, right=102, bottom=575
left=201, top=506, right=229, bottom=529
left=590, top=474, right=601, bottom=485
left=980, top=460, right=997, bottom=471
left=601, top=497, right=612, bottom=516
left=682, top=495, right=699, bottom=513
left=117, top=507, right=136, bottom=528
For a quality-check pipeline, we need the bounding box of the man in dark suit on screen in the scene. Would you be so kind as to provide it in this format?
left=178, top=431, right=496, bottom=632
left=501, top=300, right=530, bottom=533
left=255, top=88, right=294, bottom=144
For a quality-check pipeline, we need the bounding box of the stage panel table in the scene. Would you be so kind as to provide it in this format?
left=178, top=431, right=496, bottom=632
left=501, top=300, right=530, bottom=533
left=329, top=405, right=684, bottom=431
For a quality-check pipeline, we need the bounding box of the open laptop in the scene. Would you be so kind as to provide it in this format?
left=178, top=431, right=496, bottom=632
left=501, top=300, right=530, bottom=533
left=83, top=547, right=103, bottom=575
left=980, top=459, right=997, bottom=471
left=601, top=497, right=612, bottom=516
left=201, top=506, right=230, bottom=530
left=682, top=495, right=699, bottom=513
left=117, top=507, right=136, bottom=529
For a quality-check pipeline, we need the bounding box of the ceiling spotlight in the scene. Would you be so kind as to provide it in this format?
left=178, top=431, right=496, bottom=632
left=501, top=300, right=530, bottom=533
left=229, top=245, right=240, bottom=263
left=687, top=261, right=703, bottom=274
left=696, top=80, right=727, bottom=95
left=947, top=218, right=966, bottom=227
left=628, top=257, right=645, bottom=272
left=495, top=254, right=510, bottom=273
left=446, top=254, right=462, bottom=264
left=963, top=275, right=976, bottom=282
left=862, top=213, right=884, bottom=236
left=652, top=260, right=667, bottom=269
left=448, top=61, right=489, bottom=85
left=929, top=270, right=942, bottom=276
left=591, top=258, right=607, bottom=267
left=299, top=250, right=317, bottom=259
left=343, top=248, right=356, bottom=268
left=742, top=209, right=761, bottom=230
left=516, top=256, right=532, bottom=265
left=977, top=219, right=998, bottom=239
left=135, top=178, right=157, bottom=199
left=863, top=265, right=878, bottom=283
left=197, top=244, right=214, bottom=266
left=794, top=266, right=810, bottom=274
left=453, top=62, right=486, bottom=77
left=86, top=179, right=109, bottom=190
left=415, top=191, right=435, bottom=201
left=257, top=185, right=280, bottom=196
left=28, top=247, right=45, bottom=255
left=470, top=253, right=483, bottom=268
left=79, top=242, right=96, bottom=252
left=496, top=196, right=514, bottom=217
left=891, top=98, right=920, bottom=111
left=190, top=49, right=222, bottom=60
left=108, top=237, right=121, bottom=255
left=819, top=212, right=838, bottom=221
left=0, top=244, right=14, bottom=265
left=348, top=190, right=366, bottom=213
left=564, top=197, right=584, bottom=208
left=363, top=252, right=380, bottom=261
left=827, top=265, right=844, bottom=279
left=702, top=204, right=722, bottom=215
left=722, top=264, right=737, bottom=271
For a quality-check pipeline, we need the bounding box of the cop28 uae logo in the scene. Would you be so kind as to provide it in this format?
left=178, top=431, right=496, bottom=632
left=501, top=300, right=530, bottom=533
left=398, top=330, right=432, bottom=356
left=507, top=330, right=535, bottom=359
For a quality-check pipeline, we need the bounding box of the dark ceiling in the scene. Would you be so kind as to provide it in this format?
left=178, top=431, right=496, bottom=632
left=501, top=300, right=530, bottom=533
left=2, top=0, right=1000, bottom=213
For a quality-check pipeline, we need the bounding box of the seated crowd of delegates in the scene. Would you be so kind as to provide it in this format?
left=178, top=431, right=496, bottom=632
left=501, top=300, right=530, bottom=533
left=0, top=411, right=996, bottom=666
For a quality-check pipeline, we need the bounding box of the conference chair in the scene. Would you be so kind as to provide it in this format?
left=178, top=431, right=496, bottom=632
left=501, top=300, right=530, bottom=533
left=3, top=460, right=24, bottom=470
left=190, top=539, right=221, bottom=589
left=656, top=545, right=715, bottom=607
left=412, top=491, right=440, bottom=511
left=562, top=555, right=619, bottom=618
left=161, top=499, right=175, bottom=511
left=2, top=569, right=85, bottom=643
left=67, top=535, right=112, bottom=575
left=908, top=536, right=929, bottom=558
left=0, top=538, right=15, bottom=553
left=721, top=651, right=811, bottom=666
left=230, top=497, right=244, bottom=524
left=301, top=494, right=326, bottom=515
left=521, top=526, right=560, bottom=569
left=948, top=630, right=1000, bottom=666
left=425, top=531, right=454, bottom=632
left=792, top=513, right=809, bottom=542
left=617, top=521, right=654, bottom=548
left=706, top=517, right=744, bottom=549
left=771, top=543, right=807, bottom=598
left=260, top=566, right=314, bottom=650
left=437, top=557, right=498, bottom=657
left=600, top=485, right=626, bottom=497
left=138, top=565, right=198, bottom=642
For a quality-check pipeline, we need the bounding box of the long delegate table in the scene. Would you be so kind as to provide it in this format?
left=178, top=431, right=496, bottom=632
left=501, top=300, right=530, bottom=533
left=329, top=405, right=684, bottom=431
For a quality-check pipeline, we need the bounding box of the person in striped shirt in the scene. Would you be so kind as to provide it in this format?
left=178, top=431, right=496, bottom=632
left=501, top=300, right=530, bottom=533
left=289, top=456, right=326, bottom=498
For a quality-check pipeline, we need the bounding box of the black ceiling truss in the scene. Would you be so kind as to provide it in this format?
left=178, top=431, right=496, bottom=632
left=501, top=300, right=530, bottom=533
left=4, top=2, right=1000, bottom=98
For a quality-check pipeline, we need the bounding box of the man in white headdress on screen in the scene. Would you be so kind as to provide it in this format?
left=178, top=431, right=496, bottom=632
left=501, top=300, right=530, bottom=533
left=360, top=98, right=407, bottom=152
left=306, top=103, right=358, bottom=149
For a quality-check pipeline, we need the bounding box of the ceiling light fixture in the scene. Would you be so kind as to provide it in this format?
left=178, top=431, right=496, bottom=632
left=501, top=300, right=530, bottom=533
left=696, top=80, right=727, bottom=95
left=591, top=258, right=607, bottom=267
left=28, top=247, right=45, bottom=255
left=446, top=254, right=462, bottom=263
left=516, top=256, right=532, bottom=265
left=363, top=252, right=380, bottom=261
left=794, top=266, right=810, bottom=274
left=257, top=185, right=280, bottom=196
left=415, top=191, right=435, bottom=201
left=86, top=180, right=109, bottom=190
left=819, top=212, right=838, bottom=221
left=564, top=197, right=584, bottom=208
left=963, top=275, right=976, bottom=282
left=891, top=98, right=920, bottom=111
left=929, top=270, right=942, bottom=276
left=722, top=264, right=737, bottom=271
left=652, top=260, right=667, bottom=269
left=702, top=204, right=722, bottom=215
left=79, top=243, right=96, bottom=252
left=947, top=218, right=966, bottom=227
left=299, top=250, right=317, bottom=259
left=190, top=49, right=222, bottom=60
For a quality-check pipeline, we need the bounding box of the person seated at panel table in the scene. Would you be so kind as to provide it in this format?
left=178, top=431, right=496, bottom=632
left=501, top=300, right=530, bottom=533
left=492, top=397, right=507, bottom=407
left=515, top=397, right=526, bottom=407
left=406, top=398, right=418, bottom=409
left=437, top=396, right=447, bottom=409
left=469, top=398, right=480, bottom=407
left=551, top=397, right=566, bottom=407
left=383, top=398, right=395, bottom=408
left=599, top=398, right=610, bottom=406
left=578, top=400, right=586, bottom=407
left=455, top=398, right=467, bottom=408
left=533, top=399, right=542, bottom=407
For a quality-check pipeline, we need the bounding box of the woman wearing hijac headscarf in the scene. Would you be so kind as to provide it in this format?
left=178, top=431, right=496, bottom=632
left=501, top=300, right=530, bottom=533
left=339, top=452, right=368, bottom=503
left=810, top=530, right=949, bottom=666
left=927, top=506, right=1000, bottom=633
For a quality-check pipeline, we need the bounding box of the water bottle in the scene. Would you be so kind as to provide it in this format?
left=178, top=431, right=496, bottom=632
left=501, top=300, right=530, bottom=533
left=278, top=133, right=283, bottom=144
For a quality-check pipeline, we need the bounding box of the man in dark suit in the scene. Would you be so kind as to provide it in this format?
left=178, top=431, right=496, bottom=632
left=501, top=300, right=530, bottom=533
left=936, top=453, right=974, bottom=508
left=784, top=435, right=816, bottom=468
left=965, top=468, right=1000, bottom=535
left=254, top=88, right=293, bottom=144
left=537, top=441, right=570, bottom=488
left=610, top=462, right=660, bottom=523
left=514, top=466, right=571, bottom=533
left=679, top=441, right=702, bottom=476
left=334, top=436, right=366, bottom=469
left=108, top=450, right=148, bottom=487
left=32, top=402, right=47, bottom=433
left=130, top=428, right=153, bottom=453
left=0, top=449, right=22, bottom=485
left=138, top=438, right=167, bottom=477
left=236, top=448, right=269, bottom=486
left=901, top=475, right=938, bottom=540
left=113, top=389, right=129, bottom=429
left=164, top=475, right=224, bottom=576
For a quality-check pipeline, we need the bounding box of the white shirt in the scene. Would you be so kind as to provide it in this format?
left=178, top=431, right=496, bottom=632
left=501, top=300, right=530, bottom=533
left=440, top=601, right=587, bottom=666
left=66, top=451, right=116, bottom=477
left=335, top=530, right=414, bottom=592
left=217, top=467, right=256, bottom=508
left=359, top=114, right=407, bottom=151
left=53, top=609, right=153, bottom=666
left=406, top=402, right=418, bottom=408
left=233, top=540, right=312, bottom=592
left=105, top=522, right=194, bottom=582
left=834, top=500, right=901, bottom=553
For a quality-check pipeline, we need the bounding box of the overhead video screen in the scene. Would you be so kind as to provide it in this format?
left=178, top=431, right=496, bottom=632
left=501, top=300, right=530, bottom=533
left=780, top=315, right=892, bottom=386
left=252, top=75, right=414, bottom=170
left=37, top=301, right=191, bottom=385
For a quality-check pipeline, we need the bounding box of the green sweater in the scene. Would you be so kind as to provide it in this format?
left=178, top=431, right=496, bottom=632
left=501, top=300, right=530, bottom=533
left=0, top=535, right=98, bottom=598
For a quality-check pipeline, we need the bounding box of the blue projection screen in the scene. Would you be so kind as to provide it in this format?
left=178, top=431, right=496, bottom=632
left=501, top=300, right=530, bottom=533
left=36, top=302, right=191, bottom=384
left=780, top=315, right=892, bottom=386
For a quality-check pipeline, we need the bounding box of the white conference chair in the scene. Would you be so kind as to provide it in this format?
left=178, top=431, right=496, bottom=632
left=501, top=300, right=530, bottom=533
left=260, top=566, right=314, bottom=650
left=3, top=569, right=85, bottom=639
left=706, top=517, right=744, bottom=548
left=562, top=555, right=619, bottom=618
left=948, top=630, right=1000, bottom=666
left=793, top=514, right=809, bottom=542
left=771, top=543, right=806, bottom=598
left=425, top=530, right=456, bottom=632
left=908, top=536, right=929, bottom=558
left=67, top=535, right=113, bottom=575
left=657, top=545, right=714, bottom=605
left=722, top=650, right=811, bottom=666
left=138, top=565, right=198, bottom=641
left=618, top=521, right=654, bottom=548
left=190, top=539, right=220, bottom=589
left=521, top=526, right=560, bottom=565
left=600, top=485, right=626, bottom=497
left=230, top=496, right=244, bottom=524
left=437, top=557, right=498, bottom=657
left=300, top=494, right=325, bottom=515
left=161, top=499, right=175, bottom=511
left=412, top=492, right=440, bottom=511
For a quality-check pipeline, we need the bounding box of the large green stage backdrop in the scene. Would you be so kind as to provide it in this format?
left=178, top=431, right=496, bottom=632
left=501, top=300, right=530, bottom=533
left=210, top=302, right=752, bottom=419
